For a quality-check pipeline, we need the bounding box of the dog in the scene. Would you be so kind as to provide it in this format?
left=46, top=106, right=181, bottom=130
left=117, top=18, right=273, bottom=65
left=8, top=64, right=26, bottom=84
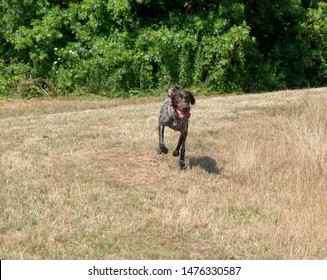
left=157, top=87, right=196, bottom=168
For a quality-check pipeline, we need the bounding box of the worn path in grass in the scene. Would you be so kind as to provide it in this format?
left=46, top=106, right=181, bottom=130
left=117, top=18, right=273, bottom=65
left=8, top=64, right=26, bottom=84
left=1, top=88, right=327, bottom=259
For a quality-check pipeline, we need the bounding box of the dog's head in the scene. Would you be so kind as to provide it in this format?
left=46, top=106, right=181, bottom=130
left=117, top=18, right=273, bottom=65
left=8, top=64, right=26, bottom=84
left=169, top=88, right=195, bottom=119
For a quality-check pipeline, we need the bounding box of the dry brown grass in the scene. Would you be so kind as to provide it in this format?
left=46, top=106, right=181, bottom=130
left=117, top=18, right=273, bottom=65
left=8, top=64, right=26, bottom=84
left=1, top=88, right=327, bottom=260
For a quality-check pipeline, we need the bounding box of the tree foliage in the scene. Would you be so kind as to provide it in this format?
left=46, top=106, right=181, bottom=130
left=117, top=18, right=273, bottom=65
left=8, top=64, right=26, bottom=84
left=0, top=0, right=326, bottom=97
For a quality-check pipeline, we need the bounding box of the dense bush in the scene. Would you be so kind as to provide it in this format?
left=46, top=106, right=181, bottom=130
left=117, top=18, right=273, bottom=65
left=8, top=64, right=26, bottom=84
left=0, top=0, right=326, bottom=97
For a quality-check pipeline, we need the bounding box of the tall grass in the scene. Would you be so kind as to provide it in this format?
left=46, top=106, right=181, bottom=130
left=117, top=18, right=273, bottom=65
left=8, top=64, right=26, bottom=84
left=0, top=88, right=326, bottom=259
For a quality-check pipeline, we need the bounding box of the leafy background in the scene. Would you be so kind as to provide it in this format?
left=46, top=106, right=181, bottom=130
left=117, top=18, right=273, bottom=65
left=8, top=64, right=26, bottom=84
left=0, top=0, right=326, bottom=97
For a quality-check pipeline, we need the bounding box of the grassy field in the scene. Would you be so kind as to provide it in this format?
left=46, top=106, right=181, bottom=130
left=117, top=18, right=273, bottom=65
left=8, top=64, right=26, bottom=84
left=1, top=88, right=327, bottom=260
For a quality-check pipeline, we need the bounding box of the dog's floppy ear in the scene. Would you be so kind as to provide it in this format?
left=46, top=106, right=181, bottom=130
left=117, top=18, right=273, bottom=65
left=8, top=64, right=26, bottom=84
left=167, top=86, right=179, bottom=97
left=167, top=88, right=174, bottom=97
left=189, top=91, right=196, bottom=105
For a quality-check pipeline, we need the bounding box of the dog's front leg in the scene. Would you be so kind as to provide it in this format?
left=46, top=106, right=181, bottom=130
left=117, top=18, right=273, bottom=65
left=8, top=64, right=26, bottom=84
left=157, top=124, right=168, bottom=154
left=173, top=132, right=187, bottom=168
left=173, top=132, right=187, bottom=157
left=179, top=140, right=186, bottom=169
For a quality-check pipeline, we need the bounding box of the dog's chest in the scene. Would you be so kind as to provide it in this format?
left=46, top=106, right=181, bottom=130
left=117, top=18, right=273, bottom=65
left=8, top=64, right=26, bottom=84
left=159, top=98, right=189, bottom=132
left=168, top=118, right=188, bottom=131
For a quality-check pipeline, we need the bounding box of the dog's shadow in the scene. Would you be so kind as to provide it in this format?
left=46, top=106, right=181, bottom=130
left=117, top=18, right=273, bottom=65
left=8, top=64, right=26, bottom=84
left=189, top=156, right=223, bottom=174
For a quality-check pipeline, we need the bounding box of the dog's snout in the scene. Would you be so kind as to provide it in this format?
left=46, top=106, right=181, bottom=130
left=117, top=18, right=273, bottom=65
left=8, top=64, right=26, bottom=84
left=181, top=100, right=191, bottom=109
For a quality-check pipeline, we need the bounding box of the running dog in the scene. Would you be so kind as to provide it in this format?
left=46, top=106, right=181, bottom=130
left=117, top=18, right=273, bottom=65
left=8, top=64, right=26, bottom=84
left=157, top=87, right=195, bottom=169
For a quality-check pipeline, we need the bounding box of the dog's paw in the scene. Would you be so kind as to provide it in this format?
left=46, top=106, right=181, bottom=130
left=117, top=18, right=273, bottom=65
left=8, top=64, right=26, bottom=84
left=179, top=160, right=186, bottom=169
left=157, top=145, right=168, bottom=154
left=172, top=150, right=180, bottom=157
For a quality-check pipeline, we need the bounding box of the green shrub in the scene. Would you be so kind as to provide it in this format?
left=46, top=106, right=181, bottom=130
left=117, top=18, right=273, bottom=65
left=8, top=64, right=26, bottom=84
left=0, top=0, right=326, bottom=97
left=303, top=2, right=327, bottom=85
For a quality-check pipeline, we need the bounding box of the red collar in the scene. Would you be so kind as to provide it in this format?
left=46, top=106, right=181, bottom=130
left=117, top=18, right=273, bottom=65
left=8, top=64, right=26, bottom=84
left=169, top=97, right=179, bottom=118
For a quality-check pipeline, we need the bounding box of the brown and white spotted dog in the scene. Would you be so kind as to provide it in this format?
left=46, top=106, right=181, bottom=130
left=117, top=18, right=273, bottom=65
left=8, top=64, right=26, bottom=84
left=157, top=87, right=196, bottom=169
